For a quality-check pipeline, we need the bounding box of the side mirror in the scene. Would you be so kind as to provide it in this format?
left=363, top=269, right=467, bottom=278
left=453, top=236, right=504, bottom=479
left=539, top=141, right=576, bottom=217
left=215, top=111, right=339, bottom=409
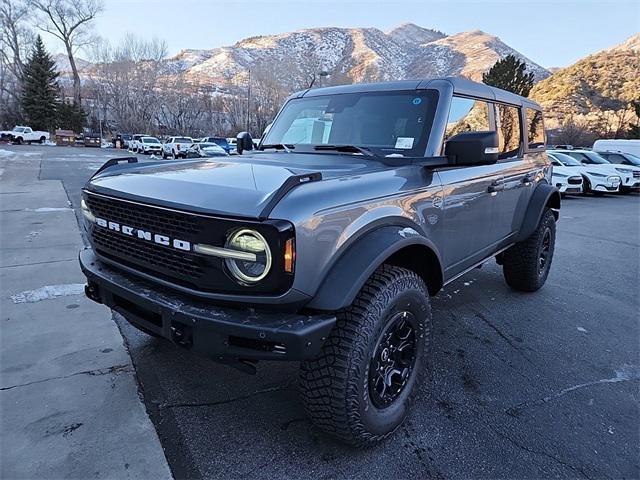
left=445, top=131, right=499, bottom=166
left=236, top=131, right=254, bottom=155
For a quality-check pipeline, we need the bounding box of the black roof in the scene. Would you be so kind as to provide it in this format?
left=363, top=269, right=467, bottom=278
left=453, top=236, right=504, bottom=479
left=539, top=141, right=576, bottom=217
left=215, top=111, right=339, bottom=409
left=297, top=77, right=541, bottom=109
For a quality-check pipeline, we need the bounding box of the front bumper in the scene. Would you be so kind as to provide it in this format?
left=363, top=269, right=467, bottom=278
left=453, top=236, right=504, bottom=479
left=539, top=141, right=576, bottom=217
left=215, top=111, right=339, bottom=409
left=79, top=248, right=335, bottom=361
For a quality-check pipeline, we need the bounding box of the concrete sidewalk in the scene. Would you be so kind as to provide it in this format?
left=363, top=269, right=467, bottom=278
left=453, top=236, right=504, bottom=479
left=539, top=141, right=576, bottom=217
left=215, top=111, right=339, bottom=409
left=0, top=151, right=171, bottom=479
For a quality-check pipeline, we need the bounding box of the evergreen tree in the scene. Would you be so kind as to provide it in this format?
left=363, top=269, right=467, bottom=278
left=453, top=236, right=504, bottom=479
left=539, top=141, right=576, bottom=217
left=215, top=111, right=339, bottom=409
left=57, top=100, right=86, bottom=132
left=627, top=100, right=640, bottom=139
left=21, top=36, right=59, bottom=131
left=483, top=54, right=535, bottom=97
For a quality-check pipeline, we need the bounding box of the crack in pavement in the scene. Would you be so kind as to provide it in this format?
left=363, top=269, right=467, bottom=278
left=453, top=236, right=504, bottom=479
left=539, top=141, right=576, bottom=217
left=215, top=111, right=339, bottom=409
left=0, top=364, right=133, bottom=391
left=472, top=310, right=537, bottom=367
left=159, top=381, right=294, bottom=410
left=506, top=364, right=640, bottom=417
left=488, top=425, right=596, bottom=479
left=1, top=258, right=76, bottom=269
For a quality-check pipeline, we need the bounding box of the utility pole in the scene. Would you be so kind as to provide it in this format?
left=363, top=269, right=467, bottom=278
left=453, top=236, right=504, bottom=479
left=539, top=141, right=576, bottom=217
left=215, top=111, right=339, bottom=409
left=246, top=69, right=251, bottom=133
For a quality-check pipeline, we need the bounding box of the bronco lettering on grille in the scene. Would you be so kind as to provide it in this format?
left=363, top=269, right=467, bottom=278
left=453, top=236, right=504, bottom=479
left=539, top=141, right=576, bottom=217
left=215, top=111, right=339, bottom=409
left=95, top=217, right=191, bottom=251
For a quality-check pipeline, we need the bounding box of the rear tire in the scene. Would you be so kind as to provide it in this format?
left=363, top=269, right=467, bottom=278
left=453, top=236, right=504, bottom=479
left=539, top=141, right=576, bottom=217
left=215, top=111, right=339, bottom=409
left=299, top=265, right=432, bottom=447
left=502, top=208, right=556, bottom=292
left=39, top=136, right=46, bottom=144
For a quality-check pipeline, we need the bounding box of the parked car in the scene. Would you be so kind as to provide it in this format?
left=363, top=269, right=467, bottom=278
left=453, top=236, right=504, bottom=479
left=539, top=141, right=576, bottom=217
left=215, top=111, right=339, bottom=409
left=556, top=148, right=640, bottom=194
left=80, top=77, right=561, bottom=446
left=0, top=126, right=50, bottom=144
left=547, top=150, right=621, bottom=194
left=162, top=136, right=194, bottom=159
left=129, top=134, right=148, bottom=153
left=550, top=162, right=583, bottom=195
left=593, top=139, right=640, bottom=158
left=185, top=142, right=229, bottom=158
left=201, top=136, right=234, bottom=154
left=139, top=136, right=163, bottom=155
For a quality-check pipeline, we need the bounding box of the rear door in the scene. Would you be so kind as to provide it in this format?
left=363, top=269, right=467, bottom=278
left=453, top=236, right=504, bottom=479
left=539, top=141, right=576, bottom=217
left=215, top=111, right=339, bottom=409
left=438, top=96, right=504, bottom=276
left=489, top=104, right=539, bottom=243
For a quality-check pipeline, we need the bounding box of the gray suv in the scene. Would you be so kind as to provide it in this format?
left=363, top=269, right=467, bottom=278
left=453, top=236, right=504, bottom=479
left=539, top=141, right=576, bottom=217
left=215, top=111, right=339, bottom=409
left=79, top=77, right=560, bottom=446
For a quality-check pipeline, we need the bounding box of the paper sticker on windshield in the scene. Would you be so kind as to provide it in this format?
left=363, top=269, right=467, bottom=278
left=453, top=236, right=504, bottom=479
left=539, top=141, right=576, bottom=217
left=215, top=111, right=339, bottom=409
left=395, top=137, right=414, bottom=149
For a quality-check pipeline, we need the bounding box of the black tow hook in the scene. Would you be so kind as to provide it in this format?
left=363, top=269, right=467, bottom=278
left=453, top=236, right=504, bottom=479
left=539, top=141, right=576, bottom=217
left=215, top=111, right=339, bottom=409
left=171, top=322, right=193, bottom=349
left=84, top=283, right=101, bottom=303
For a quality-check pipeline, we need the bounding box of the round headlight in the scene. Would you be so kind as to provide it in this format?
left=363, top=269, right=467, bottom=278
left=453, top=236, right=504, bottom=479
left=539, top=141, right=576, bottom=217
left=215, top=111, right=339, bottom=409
left=224, top=229, right=272, bottom=283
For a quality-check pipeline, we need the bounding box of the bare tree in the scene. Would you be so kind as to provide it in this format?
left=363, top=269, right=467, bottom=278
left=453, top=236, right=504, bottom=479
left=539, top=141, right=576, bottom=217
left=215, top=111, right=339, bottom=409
left=0, top=0, right=33, bottom=125
left=29, top=0, right=104, bottom=104
left=88, top=34, right=167, bottom=133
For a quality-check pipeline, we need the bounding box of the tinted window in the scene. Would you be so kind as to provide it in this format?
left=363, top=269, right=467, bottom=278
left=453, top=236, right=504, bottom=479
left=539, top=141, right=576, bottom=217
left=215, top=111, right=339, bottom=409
left=175, top=137, right=192, bottom=143
left=495, top=104, right=521, bottom=159
left=263, top=90, right=439, bottom=157
left=600, top=152, right=640, bottom=166
left=526, top=109, right=545, bottom=149
left=444, top=97, right=491, bottom=141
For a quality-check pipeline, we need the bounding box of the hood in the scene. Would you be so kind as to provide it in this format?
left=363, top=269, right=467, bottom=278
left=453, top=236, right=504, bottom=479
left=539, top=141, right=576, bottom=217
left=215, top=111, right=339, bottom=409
left=565, top=164, right=621, bottom=176
left=551, top=165, right=575, bottom=177
left=85, top=152, right=390, bottom=219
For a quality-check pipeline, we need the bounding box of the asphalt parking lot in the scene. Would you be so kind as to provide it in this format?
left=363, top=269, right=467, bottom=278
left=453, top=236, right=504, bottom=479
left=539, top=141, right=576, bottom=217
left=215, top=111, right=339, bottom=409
left=5, top=144, right=640, bottom=479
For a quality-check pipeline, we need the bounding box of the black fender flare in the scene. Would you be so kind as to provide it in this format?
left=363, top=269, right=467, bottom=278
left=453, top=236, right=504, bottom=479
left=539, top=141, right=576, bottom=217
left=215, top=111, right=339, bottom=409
left=306, top=225, right=444, bottom=311
left=515, top=183, right=560, bottom=242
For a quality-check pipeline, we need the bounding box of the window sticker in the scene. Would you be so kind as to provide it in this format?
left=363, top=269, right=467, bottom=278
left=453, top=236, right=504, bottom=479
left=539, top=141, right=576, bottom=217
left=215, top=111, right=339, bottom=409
left=395, top=137, right=414, bottom=149
left=412, top=98, right=422, bottom=105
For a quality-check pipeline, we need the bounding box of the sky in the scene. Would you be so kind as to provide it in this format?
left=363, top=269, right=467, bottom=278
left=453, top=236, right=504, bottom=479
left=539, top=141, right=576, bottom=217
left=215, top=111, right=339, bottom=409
left=42, top=0, right=639, bottom=68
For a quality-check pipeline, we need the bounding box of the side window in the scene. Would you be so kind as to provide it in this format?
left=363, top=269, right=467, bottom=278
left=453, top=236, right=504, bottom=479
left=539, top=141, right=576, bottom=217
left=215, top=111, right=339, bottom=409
left=526, top=108, right=545, bottom=150
left=604, top=153, right=626, bottom=164
left=444, top=97, right=491, bottom=141
left=495, top=104, right=522, bottom=159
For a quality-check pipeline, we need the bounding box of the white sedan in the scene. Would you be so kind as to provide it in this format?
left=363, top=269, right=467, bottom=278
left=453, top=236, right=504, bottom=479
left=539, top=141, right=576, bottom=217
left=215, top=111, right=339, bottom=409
left=548, top=150, right=621, bottom=194
left=551, top=164, right=583, bottom=195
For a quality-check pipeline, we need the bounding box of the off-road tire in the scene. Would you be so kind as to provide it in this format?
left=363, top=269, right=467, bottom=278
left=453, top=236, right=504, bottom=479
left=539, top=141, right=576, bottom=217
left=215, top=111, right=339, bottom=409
left=502, top=208, right=556, bottom=292
left=299, top=265, right=432, bottom=447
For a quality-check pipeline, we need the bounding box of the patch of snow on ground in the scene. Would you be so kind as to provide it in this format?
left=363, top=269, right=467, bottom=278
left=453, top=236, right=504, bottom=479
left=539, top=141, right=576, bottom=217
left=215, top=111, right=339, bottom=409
left=24, top=207, right=72, bottom=212
left=10, top=283, right=86, bottom=303
left=0, top=149, right=14, bottom=157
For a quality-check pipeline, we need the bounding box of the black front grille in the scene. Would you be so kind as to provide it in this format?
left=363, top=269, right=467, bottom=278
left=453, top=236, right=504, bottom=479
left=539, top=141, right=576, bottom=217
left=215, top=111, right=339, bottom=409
left=86, top=194, right=201, bottom=238
left=633, top=171, right=640, bottom=178
left=568, top=177, right=582, bottom=185
left=84, top=192, right=293, bottom=295
left=92, top=227, right=204, bottom=280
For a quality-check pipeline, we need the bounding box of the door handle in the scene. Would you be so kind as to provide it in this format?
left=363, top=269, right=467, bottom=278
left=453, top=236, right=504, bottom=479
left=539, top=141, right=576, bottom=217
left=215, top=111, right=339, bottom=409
left=522, top=173, right=536, bottom=184
left=488, top=179, right=505, bottom=193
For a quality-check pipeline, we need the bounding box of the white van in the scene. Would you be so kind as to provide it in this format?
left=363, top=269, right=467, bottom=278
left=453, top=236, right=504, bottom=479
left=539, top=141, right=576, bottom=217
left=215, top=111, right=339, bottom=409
left=593, top=139, right=640, bottom=157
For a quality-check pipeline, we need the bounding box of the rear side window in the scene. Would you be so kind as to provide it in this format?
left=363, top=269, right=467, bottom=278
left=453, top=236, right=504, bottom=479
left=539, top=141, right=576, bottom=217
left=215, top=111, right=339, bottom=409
left=444, top=97, right=491, bottom=141
left=495, top=104, right=522, bottom=159
left=601, top=153, right=626, bottom=164
left=526, top=108, right=545, bottom=149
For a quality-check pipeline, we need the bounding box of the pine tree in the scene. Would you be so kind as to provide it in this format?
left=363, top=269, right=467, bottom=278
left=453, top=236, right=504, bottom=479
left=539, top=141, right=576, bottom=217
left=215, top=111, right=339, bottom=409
left=21, top=36, right=60, bottom=131
left=483, top=54, right=535, bottom=97
left=627, top=100, right=640, bottom=139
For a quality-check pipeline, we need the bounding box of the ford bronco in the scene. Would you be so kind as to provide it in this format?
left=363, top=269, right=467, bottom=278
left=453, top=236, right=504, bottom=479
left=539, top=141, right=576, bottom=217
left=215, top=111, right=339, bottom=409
left=79, top=77, right=559, bottom=446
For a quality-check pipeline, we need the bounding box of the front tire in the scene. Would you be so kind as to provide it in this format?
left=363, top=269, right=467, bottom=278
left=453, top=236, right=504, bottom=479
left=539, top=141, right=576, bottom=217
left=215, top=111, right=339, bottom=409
left=299, top=265, right=432, bottom=447
left=502, top=208, right=556, bottom=292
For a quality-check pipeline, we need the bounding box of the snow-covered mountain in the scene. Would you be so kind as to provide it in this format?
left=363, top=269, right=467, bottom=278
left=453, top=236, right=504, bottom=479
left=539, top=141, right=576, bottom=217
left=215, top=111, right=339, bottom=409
left=159, top=23, right=549, bottom=87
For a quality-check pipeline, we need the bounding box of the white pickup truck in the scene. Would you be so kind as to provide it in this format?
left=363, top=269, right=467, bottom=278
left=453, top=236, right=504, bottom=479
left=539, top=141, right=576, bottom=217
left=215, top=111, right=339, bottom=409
left=0, top=126, right=50, bottom=144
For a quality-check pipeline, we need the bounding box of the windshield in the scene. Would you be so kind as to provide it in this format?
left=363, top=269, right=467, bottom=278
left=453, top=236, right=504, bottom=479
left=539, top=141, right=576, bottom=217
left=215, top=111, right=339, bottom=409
left=212, top=137, right=228, bottom=146
left=142, top=137, right=160, bottom=143
left=566, top=151, right=608, bottom=164
left=624, top=153, right=640, bottom=165
left=13, top=127, right=24, bottom=132
left=262, top=90, right=438, bottom=157
left=549, top=151, right=582, bottom=166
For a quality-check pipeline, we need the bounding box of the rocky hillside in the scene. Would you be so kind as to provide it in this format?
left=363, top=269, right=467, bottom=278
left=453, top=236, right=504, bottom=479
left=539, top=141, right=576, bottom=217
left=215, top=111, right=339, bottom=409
left=531, top=33, right=640, bottom=131
left=158, top=23, right=548, bottom=88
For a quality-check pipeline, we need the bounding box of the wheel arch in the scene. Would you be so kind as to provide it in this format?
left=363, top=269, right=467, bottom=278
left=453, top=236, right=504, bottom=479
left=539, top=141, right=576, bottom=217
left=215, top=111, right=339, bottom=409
left=306, top=225, right=444, bottom=311
left=515, top=183, right=560, bottom=242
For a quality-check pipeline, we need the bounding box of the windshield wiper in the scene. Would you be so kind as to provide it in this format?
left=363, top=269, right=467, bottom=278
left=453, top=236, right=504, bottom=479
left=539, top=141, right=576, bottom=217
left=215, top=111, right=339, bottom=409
left=260, top=143, right=295, bottom=152
left=313, top=144, right=374, bottom=156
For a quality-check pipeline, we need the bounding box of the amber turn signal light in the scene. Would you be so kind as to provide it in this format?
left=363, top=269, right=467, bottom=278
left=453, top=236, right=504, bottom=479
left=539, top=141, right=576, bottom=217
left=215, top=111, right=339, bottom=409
left=284, top=238, right=295, bottom=273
